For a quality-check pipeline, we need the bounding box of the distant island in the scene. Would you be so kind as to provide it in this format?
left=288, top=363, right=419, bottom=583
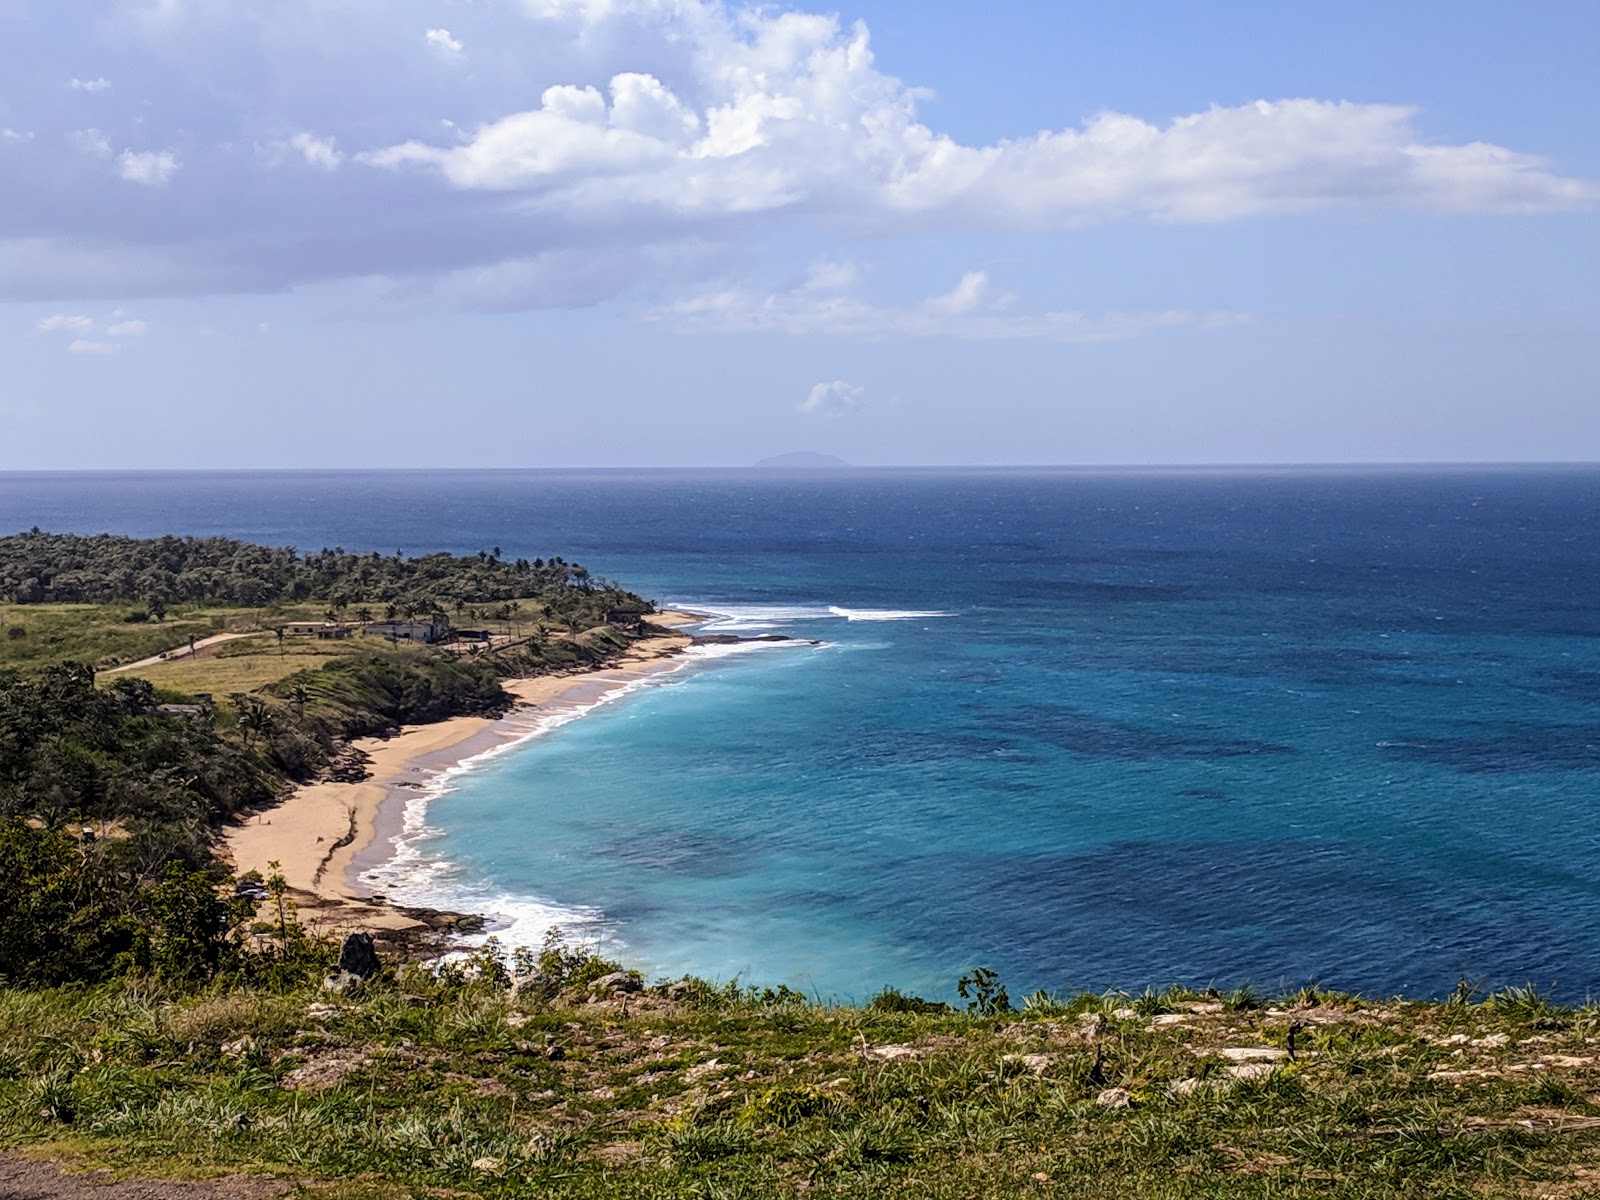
left=754, top=451, right=851, bottom=468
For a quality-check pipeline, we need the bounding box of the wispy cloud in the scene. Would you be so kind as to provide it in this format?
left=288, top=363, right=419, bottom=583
left=117, top=149, right=180, bottom=186
left=69, top=76, right=111, bottom=93
left=33, top=313, right=94, bottom=335
left=661, top=270, right=1249, bottom=343
left=29, top=312, right=147, bottom=354
left=287, top=132, right=342, bottom=170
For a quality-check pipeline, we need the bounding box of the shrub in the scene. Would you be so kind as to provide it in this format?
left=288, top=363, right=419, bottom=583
left=868, top=987, right=952, bottom=1015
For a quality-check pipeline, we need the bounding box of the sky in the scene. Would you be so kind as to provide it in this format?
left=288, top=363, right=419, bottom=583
left=2, top=0, right=1597, bottom=468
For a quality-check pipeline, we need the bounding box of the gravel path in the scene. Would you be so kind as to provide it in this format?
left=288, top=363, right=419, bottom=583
left=0, top=1156, right=287, bottom=1199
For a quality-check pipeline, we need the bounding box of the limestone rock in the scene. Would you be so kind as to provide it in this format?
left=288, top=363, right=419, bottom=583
left=588, top=971, right=643, bottom=994
left=1096, top=1087, right=1132, bottom=1109
left=322, top=970, right=363, bottom=994
left=863, top=1044, right=921, bottom=1063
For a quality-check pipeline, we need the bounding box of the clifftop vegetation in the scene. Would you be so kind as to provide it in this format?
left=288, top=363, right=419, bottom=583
left=0, top=529, right=625, bottom=614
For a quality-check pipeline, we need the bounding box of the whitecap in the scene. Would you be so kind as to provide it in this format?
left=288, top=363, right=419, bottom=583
left=826, top=606, right=955, bottom=622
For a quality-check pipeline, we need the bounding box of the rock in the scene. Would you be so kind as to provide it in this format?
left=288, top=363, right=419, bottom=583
left=1216, top=1047, right=1289, bottom=1063
left=682, top=1058, right=726, bottom=1083
left=863, top=1044, right=921, bottom=1063
left=505, top=1012, right=530, bottom=1029
left=666, top=981, right=693, bottom=1001
left=221, top=1036, right=255, bottom=1057
left=588, top=971, right=643, bottom=995
left=1004, top=1053, right=1055, bottom=1076
left=1169, top=1077, right=1206, bottom=1098
left=1096, top=1087, right=1132, bottom=1109
left=304, top=1003, right=341, bottom=1020
left=1111, top=1007, right=1138, bottom=1020
left=322, top=971, right=363, bottom=994
left=471, top=1157, right=501, bottom=1173
left=1472, top=1033, right=1511, bottom=1049
left=337, top=932, right=381, bottom=979
left=1151, top=1014, right=1191, bottom=1028
left=511, top=972, right=555, bottom=1001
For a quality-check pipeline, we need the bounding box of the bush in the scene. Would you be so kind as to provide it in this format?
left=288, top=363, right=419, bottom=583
left=123, top=609, right=150, bottom=624
left=868, top=987, right=953, bottom=1015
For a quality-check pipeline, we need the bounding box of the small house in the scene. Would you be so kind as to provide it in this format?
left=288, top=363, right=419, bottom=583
left=365, top=620, right=447, bottom=644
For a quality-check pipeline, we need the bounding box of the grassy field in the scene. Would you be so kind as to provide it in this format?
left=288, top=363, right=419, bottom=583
left=4, top=964, right=1600, bottom=1199
left=0, top=602, right=251, bottom=672
left=0, top=598, right=567, bottom=698
left=120, top=632, right=404, bottom=695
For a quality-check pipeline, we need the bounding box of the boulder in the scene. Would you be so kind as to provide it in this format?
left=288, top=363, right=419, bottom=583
left=1096, top=1087, right=1132, bottom=1109
left=322, top=970, right=363, bottom=994
left=337, top=932, right=381, bottom=979
left=588, top=971, right=643, bottom=995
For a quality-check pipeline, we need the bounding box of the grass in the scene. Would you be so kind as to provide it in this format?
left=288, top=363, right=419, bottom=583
left=5, top=970, right=1600, bottom=1198
left=120, top=631, right=406, bottom=695
left=0, top=602, right=250, bottom=673
left=1, top=596, right=585, bottom=693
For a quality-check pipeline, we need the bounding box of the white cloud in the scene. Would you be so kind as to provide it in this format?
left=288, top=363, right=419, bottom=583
left=287, top=132, right=342, bottom=170
left=801, top=260, right=860, bottom=292
left=425, top=27, right=463, bottom=58
left=118, top=148, right=180, bottom=185
left=800, top=379, right=864, bottom=416
left=69, top=76, right=112, bottom=92
left=70, top=128, right=111, bottom=158
left=0, top=0, right=1592, bottom=304
left=106, top=318, right=148, bottom=337
left=1, top=129, right=33, bottom=142
left=364, top=7, right=1595, bottom=226
left=33, top=313, right=95, bottom=335
left=67, top=338, right=121, bottom=355
left=662, top=269, right=1248, bottom=342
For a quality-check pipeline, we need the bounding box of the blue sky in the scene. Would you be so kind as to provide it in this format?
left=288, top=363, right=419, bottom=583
left=2, top=0, right=1596, bottom=468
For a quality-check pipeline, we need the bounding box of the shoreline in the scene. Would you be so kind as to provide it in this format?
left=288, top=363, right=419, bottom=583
left=223, top=611, right=703, bottom=941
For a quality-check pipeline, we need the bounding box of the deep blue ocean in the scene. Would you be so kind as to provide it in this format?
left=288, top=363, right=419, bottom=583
left=5, top=466, right=1600, bottom=1002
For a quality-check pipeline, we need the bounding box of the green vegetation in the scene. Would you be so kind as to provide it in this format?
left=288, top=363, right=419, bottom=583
left=0, top=530, right=629, bottom=613
left=6, top=948, right=1600, bottom=1198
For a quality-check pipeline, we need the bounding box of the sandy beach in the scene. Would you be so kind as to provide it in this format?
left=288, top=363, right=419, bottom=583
left=223, top=613, right=701, bottom=939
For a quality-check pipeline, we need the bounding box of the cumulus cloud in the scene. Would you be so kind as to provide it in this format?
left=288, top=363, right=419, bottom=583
left=425, top=27, right=463, bottom=58
left=0, top=0, right=1592, bottom=303
left=363, top=7, right=1594, bottom=226
left=800, top=379, right=864, bottom=416
left=33, top=313, right=95, bottom=335
left=67, top=338, right=122, bottom=355
left=661, top=268, right=1246, bottom=342
left=105, top=318, right=147, bottom=336
left=69, top=76, right=111, bottom=92
left=117, top=148, right=180, bottom=185
left=1, top=129, right=33, bottom=142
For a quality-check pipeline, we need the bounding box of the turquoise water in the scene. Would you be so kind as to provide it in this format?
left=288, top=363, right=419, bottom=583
left=6, top=466, right=1600, bottom=1000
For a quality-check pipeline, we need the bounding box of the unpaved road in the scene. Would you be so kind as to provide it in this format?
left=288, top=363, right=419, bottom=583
left=0, top=1156, right=287, bottom=1199
left=103, top=632, right=255, bottom=674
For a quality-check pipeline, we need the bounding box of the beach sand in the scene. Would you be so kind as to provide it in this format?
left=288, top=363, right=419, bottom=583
left=223, top=613, right=700, bottom=939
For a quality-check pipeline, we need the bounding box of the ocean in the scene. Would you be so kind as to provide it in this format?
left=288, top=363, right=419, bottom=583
left=5, top=465, right=1599, bottom=1002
